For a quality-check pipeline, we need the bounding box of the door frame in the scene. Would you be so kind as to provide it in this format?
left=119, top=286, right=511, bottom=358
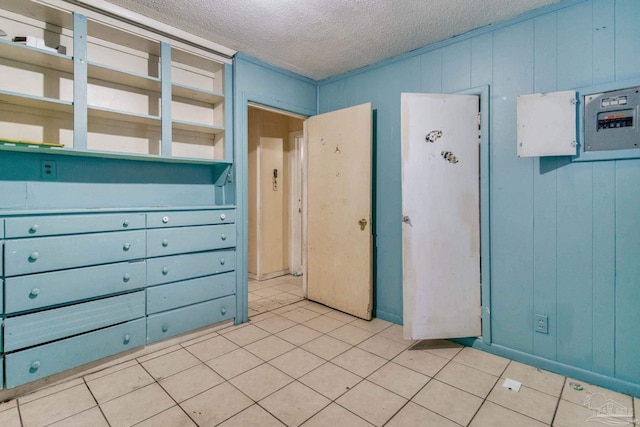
left=236, top=94, right=312, bottom=323
left=288, top=130, right=304, bottom=277
left=457, top=85, right=492, bottom=344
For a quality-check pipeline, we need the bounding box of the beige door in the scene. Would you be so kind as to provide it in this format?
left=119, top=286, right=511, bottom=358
left=401, top=93, right=481, bottom=339
left=305, top=103, right=373, bottom=320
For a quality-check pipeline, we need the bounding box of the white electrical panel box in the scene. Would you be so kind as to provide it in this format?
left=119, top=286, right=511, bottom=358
left=517, top=90, right=577, bottom=157
left=583, top=86, right=640, bottom=151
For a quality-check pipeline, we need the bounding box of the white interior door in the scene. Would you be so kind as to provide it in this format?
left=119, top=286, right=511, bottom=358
left=401, top=93, right=481, bottom=339
left=305, top=103, right=373, bottom=320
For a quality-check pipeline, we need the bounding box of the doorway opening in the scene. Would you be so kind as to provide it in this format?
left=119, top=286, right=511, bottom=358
left=246, top=104, right=306, bottom=316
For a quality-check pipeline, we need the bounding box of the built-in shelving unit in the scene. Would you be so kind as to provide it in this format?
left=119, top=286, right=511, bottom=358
left=0, top=0, right=231, bottom=163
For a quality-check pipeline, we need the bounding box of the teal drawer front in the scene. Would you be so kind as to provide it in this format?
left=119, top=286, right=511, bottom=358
left=147, top=272, right=236, bottom=314
left=147, top=209, right=235, bottom=228
left=4, top=291, right=145, bottom=352
left=5, top=260, right=146, bottom=314
left=147, top=295, right=235, bottom=343
left=147, top=224, right=235, bottom=257
left=1, top=218, right=4, bottom=238
left=147, top=250, right=235, bottom=286
left=5, top=213, right=145, bottom=238
left=5, top=318, right=145, bottom=388
left=4, top=230, right=145, bottom=276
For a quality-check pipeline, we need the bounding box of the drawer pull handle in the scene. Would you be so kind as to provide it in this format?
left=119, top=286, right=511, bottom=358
left=220, top=213, right=226, bottom=220
left=221, top=234, right=227, bottom=241
left=220, top=258, right=226, bottom=265
left=30, top=288, right=41, bottom=297
left=161, top=324, right=169, bottom=333
left=123, top=273, right=131, bottom=282
left=162, top=266, right=169, bottom=275
left=30, top=224, right=39, bottom=233
left=221, top=307, right=226, bottom=315
left=30, top=361, right=41, bottom=372
left=123, top=243, right=131, bottom=251
left=162, top=239, right=169, bottom=247
left=123, top=219, right=130, bottom=227
left=123, top=334, right=131, bottom=344
left=29, top=252, right=40, bottom=261
left=162, top=216, right=169, bottom=223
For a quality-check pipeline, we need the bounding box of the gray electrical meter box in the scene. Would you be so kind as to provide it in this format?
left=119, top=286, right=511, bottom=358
left=584, top=86, right=640, bottom=151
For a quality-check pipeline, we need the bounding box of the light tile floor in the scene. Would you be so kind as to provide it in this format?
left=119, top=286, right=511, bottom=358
left=0, top=275, right=638, bottom=426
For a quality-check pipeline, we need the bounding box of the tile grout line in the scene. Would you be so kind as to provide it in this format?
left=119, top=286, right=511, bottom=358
left=464, top=359, right=512, bottom=427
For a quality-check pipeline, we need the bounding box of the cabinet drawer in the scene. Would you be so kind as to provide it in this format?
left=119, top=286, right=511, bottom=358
left=147, top=295, right=235, bottom=343
left=147, top=209, right=235, bottom=228
left=4, top=230, right=145, bottom=276
left=4, top=291, right=145, bottom=352
left=147, top=224, right=235, bottom=257
left=147, top=250, right=235, bottom=286
left=5, top=213, right=145, bottom=238
left=5, top=318, right=145, bottom=388
left=147, top=272, right=235, bottom=314
left=1, top=218, right=4, bottom=238
left=5, top=261, right=146, bottom=314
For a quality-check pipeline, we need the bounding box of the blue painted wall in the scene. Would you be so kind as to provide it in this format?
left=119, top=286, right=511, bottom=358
left=233, top=53, right=317, bottom=322
left=317, top=0, right=640, bottom=393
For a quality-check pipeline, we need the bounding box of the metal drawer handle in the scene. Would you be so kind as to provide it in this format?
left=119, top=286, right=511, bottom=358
left=123, top=219, right=129, bottom=227
left=221, top=234, right=226, bottom=241
left=30, top=288, right=41, bottom=297
left=162, top=216, right=170, bottom=223
left=161, top=324, right=169, bottom=333
left=220, top=258, right=225, bottom=265
left=30, top=361, right=41, bottom=372
left=221, top=307, right=226, bottom=315
left=30, top=224, right=39, bottom=233
left=123, top=273, right=131, bottom=282
left=123, top=242, right=131, bottom=251
left=162, top=266, right=169, bottom=275
left=29, top=252, right=40, bottom=261
left=220, top=213, right=226, bottom=220
left=123, top=334, right=131, bottom=344
left=162, top=239, right=169, bottom=247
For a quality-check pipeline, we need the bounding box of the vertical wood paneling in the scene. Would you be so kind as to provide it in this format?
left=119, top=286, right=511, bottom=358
left=556, top=161, right=593, bottom=370
left=592, top=0, right=615, bottom=84
left=532, top=12, right=558, bottom=361
left=592, top=161, right=615, bottom=376
left=471, top=34, right=493, bottom=87
left=557, top=1, right=593, bottom=89
left=615, top=0, right=640, bottom=81
left=442, top=40, right=472, bottom=92
left=419, top=50, right=442, bottom=92
left=534, top=13, right=558, bottom=94
left=490, top=21, right=535, bottom=352
left=615, top=159, right=640, bottom=383
left=373, top=57, right=421, bottom=322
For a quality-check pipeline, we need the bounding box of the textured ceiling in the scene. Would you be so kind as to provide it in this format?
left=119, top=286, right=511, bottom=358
left=102, top=0, right=561, bottom=80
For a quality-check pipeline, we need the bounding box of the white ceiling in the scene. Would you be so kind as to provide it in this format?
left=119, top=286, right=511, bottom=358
left=102, top=0, right=561, bottom=80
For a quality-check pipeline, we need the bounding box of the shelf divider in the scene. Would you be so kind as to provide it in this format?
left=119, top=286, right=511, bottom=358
left=73, top=12, right=88, bottom=150
left=161, top=42, right=172, bottom=157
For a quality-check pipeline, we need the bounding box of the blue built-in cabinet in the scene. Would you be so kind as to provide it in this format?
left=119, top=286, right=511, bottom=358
left=316, top=0, right=640, bottom=396
left=0, top=208, right=236, bottom=389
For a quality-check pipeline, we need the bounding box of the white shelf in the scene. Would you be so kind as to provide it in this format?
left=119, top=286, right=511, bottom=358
left=0, top=39, right=72, bottom=73
left=172, top=83, right=223, bottom=104
left=173, top=120, right=224, bottom=135
left=88, top=62, right=161, bottom=92
left=88, top=105, right=161, bottom=126
left=0, top=90, right=73, bottom=113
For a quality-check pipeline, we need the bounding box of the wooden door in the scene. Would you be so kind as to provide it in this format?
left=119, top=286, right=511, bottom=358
left=401, top=93, right=481, bottom=339
left=305, top=103, right=373, bottom=319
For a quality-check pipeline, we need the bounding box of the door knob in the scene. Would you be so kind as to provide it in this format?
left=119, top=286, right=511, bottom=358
left=358, top=218, right=368, bottom=230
